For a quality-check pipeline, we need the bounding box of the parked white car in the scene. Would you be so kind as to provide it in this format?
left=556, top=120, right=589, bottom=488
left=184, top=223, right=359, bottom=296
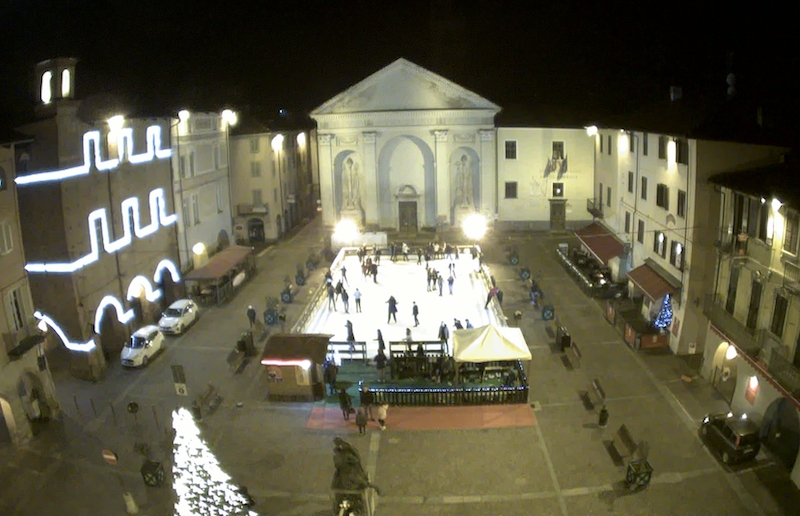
left=158, top=299, right=199, bottom=335
left=121, top=325, right=165, bottom=367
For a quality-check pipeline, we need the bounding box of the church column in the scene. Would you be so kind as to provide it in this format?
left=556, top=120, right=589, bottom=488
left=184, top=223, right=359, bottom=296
left=362, top=131, right=378, bottom=227
left=434, top=130, right=450, bottom=224
left=478, top=129, right=496, bottom=217
left=317, top=134, right=336, bottom=226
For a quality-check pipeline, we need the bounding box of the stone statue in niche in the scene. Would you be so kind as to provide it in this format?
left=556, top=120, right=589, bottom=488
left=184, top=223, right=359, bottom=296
left=453, top=154, right=473, bottom=208
left=342, top=157, right=361, bottom=209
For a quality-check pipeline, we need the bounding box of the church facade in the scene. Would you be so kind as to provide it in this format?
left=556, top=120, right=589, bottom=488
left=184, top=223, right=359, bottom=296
left=311, top=59, right=501, bottom=231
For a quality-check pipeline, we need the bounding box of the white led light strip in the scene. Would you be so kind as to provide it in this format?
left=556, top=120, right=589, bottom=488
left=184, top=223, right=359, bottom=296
left=15, top=125, right=171, bottom=186
left=25, top=188, right=177, bottom=274
left=35, top=259, right=182, bottom=352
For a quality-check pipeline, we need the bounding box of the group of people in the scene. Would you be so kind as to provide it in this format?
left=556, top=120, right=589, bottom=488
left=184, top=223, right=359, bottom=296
left=338, top=384, right=390, bottom=433
left=326, top=270, right=362, bottom=313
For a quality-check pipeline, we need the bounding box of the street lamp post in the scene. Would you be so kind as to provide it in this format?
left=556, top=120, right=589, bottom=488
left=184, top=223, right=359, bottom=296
left=271, top=134, right=285, bottom=236
left=221, top=109, right=238, bottom=242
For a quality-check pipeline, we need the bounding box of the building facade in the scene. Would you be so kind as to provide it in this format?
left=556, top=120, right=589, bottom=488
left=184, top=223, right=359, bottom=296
left=311, top=58, right=501, bottom=232
left=13, top=59, right=181, bottom=379
left=584, top=125, right=784, bottom=355
left=230, top=128, right=316, bottom=244
left=171, top=111, right=233, bottom=270
left=0, top=142, right=59, bottom=446
left=702, top=161, right=800, bottom=486
left=496, top=127, right=594, bottom=231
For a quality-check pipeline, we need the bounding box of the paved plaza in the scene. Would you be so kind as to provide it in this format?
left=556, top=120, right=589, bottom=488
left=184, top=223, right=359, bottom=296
left=1, top=218, right=799, bottom=515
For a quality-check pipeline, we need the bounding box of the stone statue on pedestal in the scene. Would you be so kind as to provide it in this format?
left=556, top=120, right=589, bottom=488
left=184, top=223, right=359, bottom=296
left=453, top=154, right=473, bottom=208
left=342, top=157, right=361, bottom=210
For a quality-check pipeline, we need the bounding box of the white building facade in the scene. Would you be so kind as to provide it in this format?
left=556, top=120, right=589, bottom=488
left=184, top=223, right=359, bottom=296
left=171, top=112, right=234, bottom=271
left=497, top=127, right=594, bottom=231
left=311, top=58, right=501, bottom=232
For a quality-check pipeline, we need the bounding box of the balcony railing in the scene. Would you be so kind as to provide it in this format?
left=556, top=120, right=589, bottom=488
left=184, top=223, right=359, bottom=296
left=237, top=204, right=269, bottom=216
left=3, top=320, right=46, bottom=361
left=704, top=293, right=800, bottom=398
left=586, top=198, right=603, bottom=218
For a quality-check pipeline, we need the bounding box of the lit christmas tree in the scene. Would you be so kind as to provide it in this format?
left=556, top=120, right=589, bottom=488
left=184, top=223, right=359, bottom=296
left=172, top=408, right=257, bottom=516
left=654, top=294, right=673, bottom=331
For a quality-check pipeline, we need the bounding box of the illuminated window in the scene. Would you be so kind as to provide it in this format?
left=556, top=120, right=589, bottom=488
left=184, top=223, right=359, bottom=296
left=653, top=231, right=666, bottom=258
left=504, top=141, right=517, bottom=160
left=252, top=189, right=263, bottom=206
left=656, top=183, right=669, bottom=210
left=250, top=138, right=260, bottom=153
left=642, top=133, right=649, bottom=156
left=771, top=293, right=788, bottom=337
left=504, top=181, right=517, bottom=199
left=637, top=220, right=645, bottom=243
left=552, top=182, right=564, bottom=197
left=61, top=68, right=71, bottom=97
left=0, top=220, right=13, bottom=255
left=784, top=210, right=799, bottom=255
left=677, top=190, right=687, bottom=218
left=40, top=71, right=52, bottom=104
left=670, top=241, right=684, bottom=270
left=552, top=141, right=564, bottom=160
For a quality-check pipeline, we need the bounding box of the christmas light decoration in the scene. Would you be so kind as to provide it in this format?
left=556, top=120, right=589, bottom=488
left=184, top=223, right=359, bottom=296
left=24, top=188, right=176, bottom=274
left=15, top=125, right=171, bottom=186
left=654, top=294, right=673, bottom=330
left=34, top=311, right=97, bottom=352
left=260, top=359, right=312, bottom=369
left=172, top=408, right=257, bottom=516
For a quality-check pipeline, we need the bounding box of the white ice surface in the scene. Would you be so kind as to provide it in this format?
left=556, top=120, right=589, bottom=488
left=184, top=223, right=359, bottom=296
left=305, top=253, right=501, bottom=358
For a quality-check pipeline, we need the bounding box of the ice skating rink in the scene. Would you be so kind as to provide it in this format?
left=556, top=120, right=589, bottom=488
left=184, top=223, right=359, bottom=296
left=304, top=251, right=503, bottom=357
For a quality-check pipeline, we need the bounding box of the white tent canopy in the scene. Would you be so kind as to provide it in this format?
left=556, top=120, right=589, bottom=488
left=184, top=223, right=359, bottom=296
left=452, top=325, right=532, bottom=363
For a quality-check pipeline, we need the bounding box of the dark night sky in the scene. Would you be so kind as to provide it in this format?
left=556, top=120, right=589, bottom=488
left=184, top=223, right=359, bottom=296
left=0, top=0, right=796, bottom=127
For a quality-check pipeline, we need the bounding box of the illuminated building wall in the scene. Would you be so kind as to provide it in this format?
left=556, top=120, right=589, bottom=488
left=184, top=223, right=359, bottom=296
left=0, top=144, right=59, bottom=446
left=14, top=106, right=179, bottom=351
left=171, top=112, right=233, bottom=270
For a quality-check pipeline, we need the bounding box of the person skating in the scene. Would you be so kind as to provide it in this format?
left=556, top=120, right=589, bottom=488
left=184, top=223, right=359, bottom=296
left=485, top=286, right=499, bottom=309
left=375, top=247, right=382, bottom=264
left=338, top=388, right=353, bottom=421
left=246, top=305, right=257, bottom=327
left=437, top=274, right=444, bottom=296
left=346, top=320, right=356, bottom=345
left=417, top=248, right=423, bottom=265
left=402, top=242, right=409, bottom=261
left=341, top=265, right=349, bottom=286
left=448, top=274, right=454, bottom=295
left=376, top=329, right=386, bottom=352
left=353, top=288, right=362, bottom=313
left=453, top=318, right=464, bottom=330
left=327, top=283, right=336, bottom=311
left=386, top=296, right=398, bottom=323
left=412, top=301, right=419, bottom=327
left=355, top=407, right=368, bottom=435
left=341, top=289, right=350, bottom=313
left=465, top=319, right=474, bottom=329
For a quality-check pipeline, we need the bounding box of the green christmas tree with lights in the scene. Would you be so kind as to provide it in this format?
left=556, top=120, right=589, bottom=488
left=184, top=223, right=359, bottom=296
left=172, top=408, right=256, bottom=516
left=654, top=294, right=673, bottom=331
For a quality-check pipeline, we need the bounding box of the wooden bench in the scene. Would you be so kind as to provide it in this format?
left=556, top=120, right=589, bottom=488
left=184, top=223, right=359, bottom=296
left=612, top=424, right=639, bottom=460
left=584, top=378, right=606, bottom=409
left=193, top=383, right=222, bottom=419
left=564, top=341, right=582, bottom=369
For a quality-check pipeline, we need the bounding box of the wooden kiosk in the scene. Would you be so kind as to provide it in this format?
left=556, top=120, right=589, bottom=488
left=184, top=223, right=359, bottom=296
left=260, top=333, right=331, bottom=402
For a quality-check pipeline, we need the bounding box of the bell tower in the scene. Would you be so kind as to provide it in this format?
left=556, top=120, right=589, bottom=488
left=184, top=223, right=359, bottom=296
left=34, top=57, right=78, bottom=117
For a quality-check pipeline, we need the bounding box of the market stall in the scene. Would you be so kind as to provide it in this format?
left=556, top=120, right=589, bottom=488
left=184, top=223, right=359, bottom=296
left=260, top=333, right=332, bottom=401
left=184, top=245, right=256, bottom=306
left=452, top=325, right=532, bottom=384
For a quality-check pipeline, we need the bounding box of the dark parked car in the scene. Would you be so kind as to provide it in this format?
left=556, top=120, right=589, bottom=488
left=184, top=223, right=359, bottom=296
left=701, top=412, right=761, bottom=464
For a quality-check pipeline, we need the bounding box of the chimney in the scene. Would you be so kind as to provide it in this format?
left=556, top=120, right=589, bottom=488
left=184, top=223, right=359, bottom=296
left=669, top=86, right=682, bottom=102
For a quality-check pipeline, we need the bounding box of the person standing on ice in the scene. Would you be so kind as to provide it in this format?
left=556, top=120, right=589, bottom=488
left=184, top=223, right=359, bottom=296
left=386, top=296, right=398, bottom=323
left=412, top=302, right=420, bottom=327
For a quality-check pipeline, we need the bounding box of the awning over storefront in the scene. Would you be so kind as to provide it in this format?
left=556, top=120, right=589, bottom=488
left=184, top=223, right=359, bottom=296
left=575, top=222, right=625, bottom=265
left=627, top=261, right=680, bottom=301
left=185, top=245, right=254, bottom=281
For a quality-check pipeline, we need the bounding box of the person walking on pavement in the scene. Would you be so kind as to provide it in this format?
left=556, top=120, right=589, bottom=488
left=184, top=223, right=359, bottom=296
left=412, top=301, right=420, bottom=327
left=448, top=274, right=454, bottom=294
left=374, top=348, right=388, bottom=382
left=247, top=305, right=256, bottom=327
left=386, top=296, right=398, bottom=323
left=354, top=288, right=362, bottom=313
left=438, top=274, right=444, bottom=296
left=338, top=388, right=353, bottom=421
left=341, top=289, right=350, bottom=313
left=377, top=403, right=389, bottom=431
left=324, top=360, right=339, bottom=395
left=355, top=407, right=368, bottom=435
left=359, top=384, right=375, bottom=420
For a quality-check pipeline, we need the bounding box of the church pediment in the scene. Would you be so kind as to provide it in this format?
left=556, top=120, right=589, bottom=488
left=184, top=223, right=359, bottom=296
left=312, top=58, right=501, bottom=116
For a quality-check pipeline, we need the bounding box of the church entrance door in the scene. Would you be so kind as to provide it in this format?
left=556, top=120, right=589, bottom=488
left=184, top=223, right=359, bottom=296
left=398, top=201, right=418, bottom=236
left=549, top=200, right=566, bottom=231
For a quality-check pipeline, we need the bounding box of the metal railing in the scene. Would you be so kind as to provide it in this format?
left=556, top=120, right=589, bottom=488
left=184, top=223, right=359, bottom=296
left=587, top=198, right=604, bottom=218
left=703, top=294, right=763, bottom=356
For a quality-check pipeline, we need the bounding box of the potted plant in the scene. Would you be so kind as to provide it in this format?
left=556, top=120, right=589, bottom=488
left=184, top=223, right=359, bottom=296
left=295, top=263, right=306, bottom=286
left=281, top=276, right=294, bottom=304
left=264, top=296, right=279, bottom=325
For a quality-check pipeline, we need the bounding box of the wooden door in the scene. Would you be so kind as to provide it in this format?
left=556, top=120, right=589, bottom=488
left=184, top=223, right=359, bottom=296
left=549, top=200, right=566, bottom=231
left=398, top=201, right=417, bottom=235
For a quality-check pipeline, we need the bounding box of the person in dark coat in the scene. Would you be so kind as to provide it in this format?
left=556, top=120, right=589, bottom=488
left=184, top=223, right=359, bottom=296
left=342, top=289, right=350, bottom=313
left=374, top=349, right=388, bottom=382
left=327, top=283, right=336, bottom=310
left=324, top=360, right=339, bottom=395
left=359, top=384, right=375, bottom=420
left=453, top=318, right=464, bottom=330
left=246, top=305, right=256, bottom=327
left=448, top=275, right=454, bottom=294
left=376, top=329, right=386, bottom=352
left=355, top=407, right=368, bottom=435
left=338, top=388, right=353, bottom=421
left=412, top=302, right=419, bottom=327
left=437, top=274, right=444, bottom=296
left=386, top=296, right=398, bottom=323
left=346, top=320, right=356, bottom=344
left=438, top=322, right=449, bottom=342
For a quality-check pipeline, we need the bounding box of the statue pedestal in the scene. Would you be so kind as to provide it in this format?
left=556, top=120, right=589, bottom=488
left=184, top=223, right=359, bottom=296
left=453, top=205, right=474, bottom=229
left=340, top=208, right=364, bottom=229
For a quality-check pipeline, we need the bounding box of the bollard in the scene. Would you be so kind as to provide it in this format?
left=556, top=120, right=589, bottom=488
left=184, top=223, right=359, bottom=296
left=123, top=492, right=139, bottom=515
left=598, top=406, right=609, bottom=428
